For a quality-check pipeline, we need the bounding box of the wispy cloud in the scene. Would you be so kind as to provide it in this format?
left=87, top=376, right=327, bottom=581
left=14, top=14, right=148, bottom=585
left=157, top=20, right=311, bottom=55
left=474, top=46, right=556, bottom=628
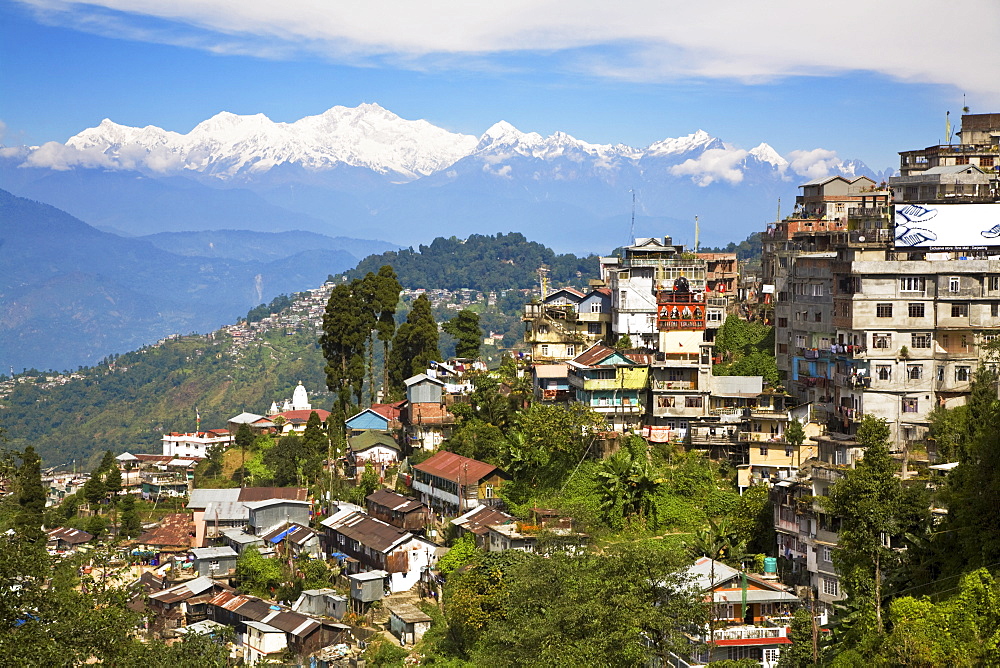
left=16, top=0, right=1000, bottom=99
left=670, top=147, right=748, bottom=186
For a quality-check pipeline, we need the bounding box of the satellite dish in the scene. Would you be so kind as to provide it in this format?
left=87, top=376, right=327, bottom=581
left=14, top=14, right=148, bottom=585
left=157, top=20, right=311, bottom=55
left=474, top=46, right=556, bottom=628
left=858, top=235, right=866, bottom=242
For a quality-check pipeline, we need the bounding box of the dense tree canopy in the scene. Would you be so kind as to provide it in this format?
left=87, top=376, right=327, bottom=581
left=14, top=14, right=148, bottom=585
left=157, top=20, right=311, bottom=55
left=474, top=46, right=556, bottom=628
left=343, top=233, right=598, bottom=293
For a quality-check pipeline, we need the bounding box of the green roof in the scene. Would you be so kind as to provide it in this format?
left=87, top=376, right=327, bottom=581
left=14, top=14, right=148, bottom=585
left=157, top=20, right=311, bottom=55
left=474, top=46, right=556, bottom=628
left=348, top=430, right=400, bottom=453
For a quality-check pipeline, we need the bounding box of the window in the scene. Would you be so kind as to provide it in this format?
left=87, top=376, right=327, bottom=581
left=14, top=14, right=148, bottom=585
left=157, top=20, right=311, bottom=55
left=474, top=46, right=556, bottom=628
left=873, top=334, right=892, bottom=349
left=814, top=311, right=823, bottom=323
left=993, top=304, right=1000, bottom=318
left=795, top=335, right=806, bottom=348
left=785, top=446, right=794, bottom=457
left=565, top=345, right=575, bottom=357
left=588, top=322, right=602, bottom=335
left=684, top=396, right=703, bottom=408
left=778, top=317, right=788, bottom=328
left=619, top=290, right=628, bottom=308
left=956, top=366, right=971, bottom=382
left=537, top=324, right=548, bottom=334
left=900, top=277, right=926, bottom=293
left=823, top=577, right=839, bottom=597
left=590, top=302, right=602, bottom=313
left=876, top=303, right=893, bottom=318
left=911, top=333, right=931, bottom=349
left=760, top=446, right=768, bottom=456
left=540, top=344, right=549, bottom=356
left=877, top=365, right=892, bottom=380
left=952, top=303, right=969, bottom=318
left=823, top=546, right=833, bottom=562
left=903, top=398, right=919, bottom=413
left=937, top=366, right=945, bottom=382
left=949, top=277, right=960, bottom=293
left=778, top=343, right=788, bottom=354
left=989, top=276, right=1000, bottom=291
left=484, top=483, right=494, bottom=499
left=908, top=303, right=925, bottom=318
left=907, top=364, right=923, bottom=380
left=983, top=157, right=995, bottom=168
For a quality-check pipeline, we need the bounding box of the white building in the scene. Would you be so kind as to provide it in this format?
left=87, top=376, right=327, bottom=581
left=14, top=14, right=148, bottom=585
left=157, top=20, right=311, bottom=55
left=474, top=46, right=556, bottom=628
left=161, top=429, right=231, bottom=459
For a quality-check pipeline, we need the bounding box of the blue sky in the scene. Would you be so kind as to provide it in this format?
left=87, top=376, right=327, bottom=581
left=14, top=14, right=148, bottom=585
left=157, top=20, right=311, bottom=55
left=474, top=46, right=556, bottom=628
left=2, top=0, right=997, bottom=170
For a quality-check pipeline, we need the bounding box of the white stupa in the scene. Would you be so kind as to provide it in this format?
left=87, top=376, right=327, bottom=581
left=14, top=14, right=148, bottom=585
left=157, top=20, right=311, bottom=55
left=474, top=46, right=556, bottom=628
left=268, top=401, right=279, bottom=416
left=291, top=381, right=311, bottom=411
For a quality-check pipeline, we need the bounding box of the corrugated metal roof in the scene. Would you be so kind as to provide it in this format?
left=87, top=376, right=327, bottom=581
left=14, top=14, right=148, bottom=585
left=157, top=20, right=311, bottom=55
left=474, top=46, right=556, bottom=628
left=135, top=513, right=192, bottom=547
left=390, top=603, right=432, bottom=624
left=237, top=487, right=308, bottom=503
left=191, top=546, right=237, bottom=560
left=412, top=451, right=501, bottom=485
left=324, top=511, right=411, bottom=553
left=366, top=489, right=423, bottom=514
left=188, top=488, right=241, bottom=509
left=243, top=499, right=310, bottom=510
left=47, top=527, right=94, bottom=544
left=452, top=506, right=514, bottom=535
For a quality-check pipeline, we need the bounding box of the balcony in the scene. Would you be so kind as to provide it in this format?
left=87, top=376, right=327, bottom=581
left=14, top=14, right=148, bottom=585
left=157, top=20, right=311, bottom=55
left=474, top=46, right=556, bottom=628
left=651, top=379, right=698, bottom=391
left=739, top=432, right=785, bottom=443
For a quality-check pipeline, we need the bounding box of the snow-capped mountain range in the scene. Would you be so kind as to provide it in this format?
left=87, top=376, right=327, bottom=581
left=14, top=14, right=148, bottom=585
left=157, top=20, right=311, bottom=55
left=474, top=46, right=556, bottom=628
left=2, top=103, right=893, bottom=252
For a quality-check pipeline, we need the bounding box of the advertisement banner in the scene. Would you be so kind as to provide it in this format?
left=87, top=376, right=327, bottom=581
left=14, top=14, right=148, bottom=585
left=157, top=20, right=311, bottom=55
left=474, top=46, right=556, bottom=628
left=894, top=203, right=1000, bottom=250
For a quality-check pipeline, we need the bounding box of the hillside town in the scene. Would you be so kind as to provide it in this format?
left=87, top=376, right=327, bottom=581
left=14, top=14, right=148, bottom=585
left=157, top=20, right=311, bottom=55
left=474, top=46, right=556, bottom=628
left=5, top=112, right=1000, bottom=666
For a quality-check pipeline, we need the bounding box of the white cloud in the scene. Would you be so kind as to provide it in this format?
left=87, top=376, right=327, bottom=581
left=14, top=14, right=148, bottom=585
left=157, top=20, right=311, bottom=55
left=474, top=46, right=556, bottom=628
left=786, top=148, right=844, bottom=180
left=16, top=0, right=1000, bottom=99
left=670, top=147, right=747, bottom=186
left=22, top=141, right=117, bottom=170
left=0, top=120, right=7, bottom=143
left=482, top=163, right=512, bottom=179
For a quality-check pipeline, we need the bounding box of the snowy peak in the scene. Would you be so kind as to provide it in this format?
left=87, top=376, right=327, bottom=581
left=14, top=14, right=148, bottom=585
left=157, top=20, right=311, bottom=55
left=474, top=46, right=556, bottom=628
left=645, top=130, right=721, bottom=156
left=62, top=104, right=479, bottom=179
left=748, top=142, right=788, bottom=168
left=476, top=121, right=544, bottom=151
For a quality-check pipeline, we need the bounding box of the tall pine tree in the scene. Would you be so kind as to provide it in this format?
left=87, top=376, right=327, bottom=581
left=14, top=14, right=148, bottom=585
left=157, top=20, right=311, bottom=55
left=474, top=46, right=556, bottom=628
left=15, top=446, right=45, bottom=542
left=388, top=294, right=440, bottom=394
left=374, top=265, right=402, bottom=396
left=443, top=309, right=482, bottom=359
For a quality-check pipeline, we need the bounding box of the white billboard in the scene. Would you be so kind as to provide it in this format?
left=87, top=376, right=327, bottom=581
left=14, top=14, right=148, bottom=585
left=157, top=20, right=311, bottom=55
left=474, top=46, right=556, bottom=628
left=894, top=203, right=1000, bottom=249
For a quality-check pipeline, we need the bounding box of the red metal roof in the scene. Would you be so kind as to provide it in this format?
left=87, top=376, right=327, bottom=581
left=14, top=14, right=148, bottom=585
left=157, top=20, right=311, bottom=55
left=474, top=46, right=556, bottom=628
left=572, top=344, right=617, bottom=366
left=369, top=401, right=405, bottom=421
left=270, top=409, right=331, bottom=423
left=413, top=451, right=502, bottom=485
left=237, top=487, right=308, bottom=502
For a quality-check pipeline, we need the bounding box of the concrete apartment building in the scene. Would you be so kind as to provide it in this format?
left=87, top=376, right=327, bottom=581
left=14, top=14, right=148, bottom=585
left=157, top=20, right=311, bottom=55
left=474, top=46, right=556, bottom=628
left=764, top=114, right=1000, bottom=612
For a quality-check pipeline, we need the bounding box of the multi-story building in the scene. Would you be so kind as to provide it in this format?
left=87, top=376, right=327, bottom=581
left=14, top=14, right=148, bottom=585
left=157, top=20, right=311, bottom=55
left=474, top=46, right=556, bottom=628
left=898, top=112, right=1000, bottom=177
left=763, top=167, right=1000, bottom=446
left=522, top=287, right=612, bottom=362
left=567, top=344, right=651, bottom=433
left=600, top=237, right=727, bottom=349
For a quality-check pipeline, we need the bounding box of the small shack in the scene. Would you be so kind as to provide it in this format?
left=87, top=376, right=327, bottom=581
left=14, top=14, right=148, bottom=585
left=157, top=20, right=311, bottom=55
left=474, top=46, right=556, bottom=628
left=243, top=620, right=287, bottom=665
left=191, top=545, right=238, bottom=577
left=388, top=604, right=432, bottom=646
left=347, top=570, right=387, bottom=613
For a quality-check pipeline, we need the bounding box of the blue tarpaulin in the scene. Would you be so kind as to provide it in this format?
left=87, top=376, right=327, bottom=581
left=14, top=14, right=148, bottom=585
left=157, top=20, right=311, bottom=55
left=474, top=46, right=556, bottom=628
left=269, top=527, right=294, bottom=544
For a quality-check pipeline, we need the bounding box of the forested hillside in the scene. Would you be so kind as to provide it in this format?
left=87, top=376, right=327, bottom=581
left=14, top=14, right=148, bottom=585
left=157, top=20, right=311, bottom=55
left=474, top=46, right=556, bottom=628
left=342, top=232, right=599, bottom=292
left=0, top=330, right=330, bottom=469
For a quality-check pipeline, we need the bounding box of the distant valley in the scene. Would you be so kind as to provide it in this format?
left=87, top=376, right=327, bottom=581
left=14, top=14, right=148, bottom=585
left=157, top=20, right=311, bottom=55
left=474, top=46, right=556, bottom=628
left=0, top=189, right=392, bottom=373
